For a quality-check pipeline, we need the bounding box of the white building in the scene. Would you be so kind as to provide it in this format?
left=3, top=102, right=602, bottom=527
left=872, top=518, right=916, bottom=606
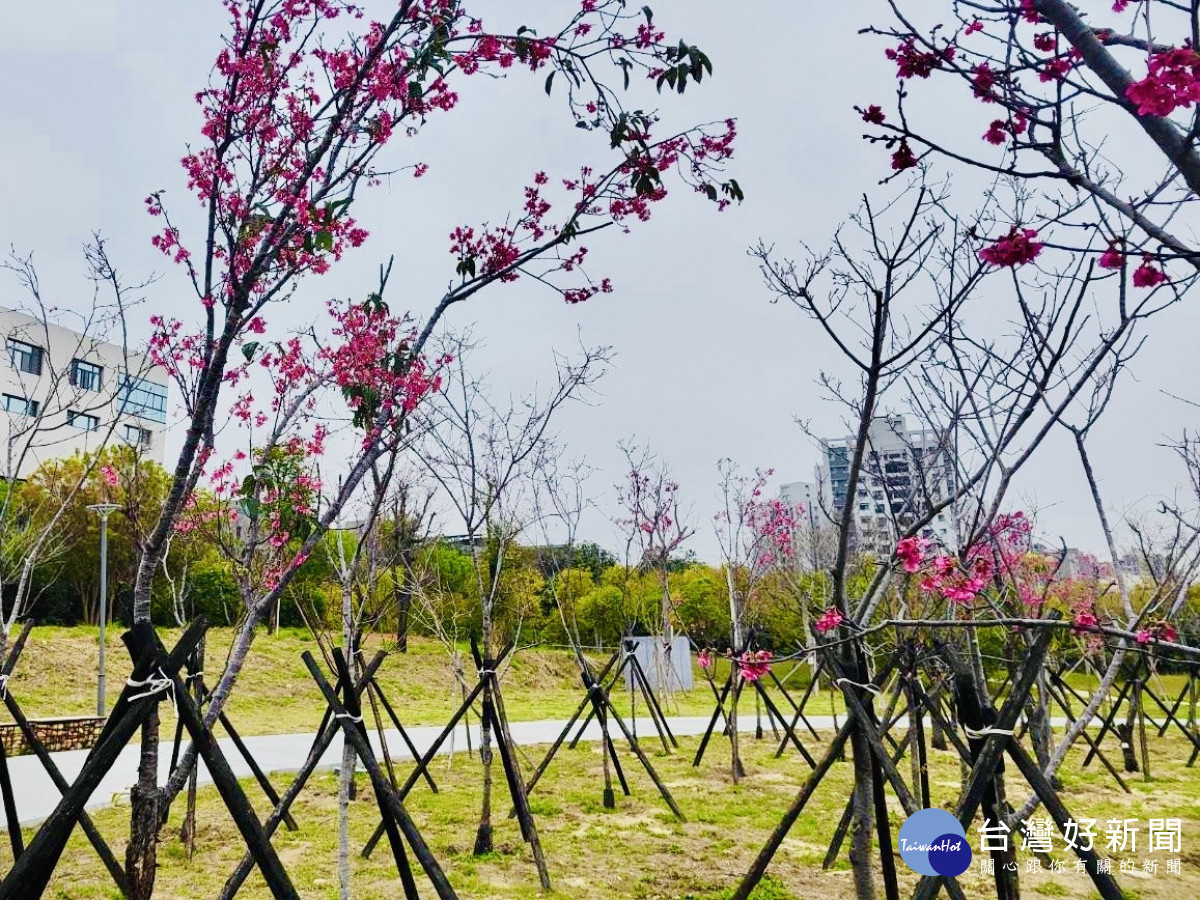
left=779, top=480, right=818, bottom=528
left=0, top=307, right=169, bottom=477
left=778, top=479, right=837, bottom=571
left=815, top=415, right=958, bottom=556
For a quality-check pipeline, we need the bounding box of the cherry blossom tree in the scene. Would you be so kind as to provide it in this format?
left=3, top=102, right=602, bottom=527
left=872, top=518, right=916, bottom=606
left=413, top=335, right=607, bottom=869
left=866, top=0, right=1200, bottom=273
left=121, top=1, right=740, bottom=893
left=614, top=440, right=694, bottom=698
left=710, top=459, right=796, bottom=781
left=739, top=172, right=1194, bottom=899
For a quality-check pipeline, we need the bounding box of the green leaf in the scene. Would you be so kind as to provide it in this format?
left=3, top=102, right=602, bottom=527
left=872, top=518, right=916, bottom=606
left=315, top=230, right=334, bottom=252
left=545, top=71, right=555, bottom=96
left=609, top=115, right=628, bottom=149
left=642, top=5, right=653, bottom=23
left=241, top=341, right=260, bottom=362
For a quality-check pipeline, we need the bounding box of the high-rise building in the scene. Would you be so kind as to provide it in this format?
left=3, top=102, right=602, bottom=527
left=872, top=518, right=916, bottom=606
left=0, top=307, right=169, bottom=477
left=815, top=414, right=958, bottom=555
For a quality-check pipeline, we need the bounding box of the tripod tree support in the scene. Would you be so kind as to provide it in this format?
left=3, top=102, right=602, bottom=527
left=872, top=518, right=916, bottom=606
left=303, top=651, right=458, bottom=900
left=220, top=652, right=387, bottom=900
left=0, top=621, right=204, bottom=900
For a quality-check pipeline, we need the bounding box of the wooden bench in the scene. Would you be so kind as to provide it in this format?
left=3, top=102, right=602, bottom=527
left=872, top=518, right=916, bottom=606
left=0, top=716, right=106, bottom=757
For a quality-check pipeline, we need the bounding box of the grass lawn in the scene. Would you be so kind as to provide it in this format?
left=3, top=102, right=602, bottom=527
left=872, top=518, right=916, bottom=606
left=22, top=724, right=1200, bottom=899
left=0, top=626, right=846, bottom=735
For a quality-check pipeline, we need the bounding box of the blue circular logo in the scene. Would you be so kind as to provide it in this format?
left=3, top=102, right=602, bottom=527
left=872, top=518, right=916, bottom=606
left=897, top=809, right=972, bottom=877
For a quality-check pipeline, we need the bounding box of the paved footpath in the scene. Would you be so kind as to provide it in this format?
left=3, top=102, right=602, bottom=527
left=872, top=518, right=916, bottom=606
left=5, top=713, right=847, bottom=827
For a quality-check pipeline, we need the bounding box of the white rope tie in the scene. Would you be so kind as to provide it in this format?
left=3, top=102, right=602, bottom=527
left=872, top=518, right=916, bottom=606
left=962, top=725, right=1014, bottom=740
left=0, top=674, right=8, bottom=699
left=835, top=677, right=880, bottom=695
left=186, top=671, right=204, bottom=682
left=126, top=668, right=176, bottom=715
left=335, top=712, right=363, bottom=724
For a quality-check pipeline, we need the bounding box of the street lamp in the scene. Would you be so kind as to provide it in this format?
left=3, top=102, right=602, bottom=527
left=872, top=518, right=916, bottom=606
left=87, top=503, right=121, bottom=717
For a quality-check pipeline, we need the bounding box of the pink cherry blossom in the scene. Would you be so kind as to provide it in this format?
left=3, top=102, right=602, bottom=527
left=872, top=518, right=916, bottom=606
left=895, top=536, right=930, bottom=573
left=979, top=227, right=1043, bottom=267
left=815, top=606, right=844, bottom=633
left=1132, top=255, right=1167, bottom=287
left=736, top=649, right=772, bottom=682
left=1071, top=610, right=1098, bottom=634
left=1098, top=244, right=1125, bottom=269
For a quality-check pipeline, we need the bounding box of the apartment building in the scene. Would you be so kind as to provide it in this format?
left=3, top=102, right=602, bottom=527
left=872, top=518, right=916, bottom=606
left=815, top=415, right=958, bottom=556
left=0, top=307, right=169, bottom=477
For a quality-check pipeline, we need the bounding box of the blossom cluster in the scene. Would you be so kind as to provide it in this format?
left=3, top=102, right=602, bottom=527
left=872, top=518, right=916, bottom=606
left=814, top=606, right=845, bottom=634
left=979, top=227, right=1043, bottom=268
left=892, top=511, right=1033, bottom=607
left=736, top=649, right=773, bottom=682
left=861, top=1, right=1193, bottom=294
left=1126, top=47, right=1200, bottom=118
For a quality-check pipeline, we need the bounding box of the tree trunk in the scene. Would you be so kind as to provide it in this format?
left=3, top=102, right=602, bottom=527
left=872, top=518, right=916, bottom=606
left=475, top=571, right=495, bottom=857
left=179, top=633, right=205, bottom=859
left=395, top=585, right=411, bottom=653
left=394, top=548, right=415, bottom=653
left=847, top=723, right=876, bottom=900
left=338, top=583, right=355, bottom=900
left=729, top=677, right=744, bottom=782
left=1029, top=669, right=1056, bottom=785
left=473, top=677, right=494, bottom=855
left=727, top=570, right=744, bottom=781
left=126, top=709, right=161, bottom=900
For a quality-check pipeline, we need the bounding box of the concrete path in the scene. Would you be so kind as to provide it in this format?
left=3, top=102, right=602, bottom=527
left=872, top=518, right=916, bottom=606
left=4, top=712, right=843, bottom=827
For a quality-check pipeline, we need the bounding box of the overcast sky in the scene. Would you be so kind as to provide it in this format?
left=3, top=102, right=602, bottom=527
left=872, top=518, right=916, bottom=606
left=2, top=1, right=1197, bottom=562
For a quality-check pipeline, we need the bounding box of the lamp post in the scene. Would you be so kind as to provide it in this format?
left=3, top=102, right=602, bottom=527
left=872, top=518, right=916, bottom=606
left=87, top=503, right=121, bottom=717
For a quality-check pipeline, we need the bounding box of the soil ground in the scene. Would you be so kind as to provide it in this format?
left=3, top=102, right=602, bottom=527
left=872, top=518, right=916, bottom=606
left=24, top=726, right=1200, bottom=899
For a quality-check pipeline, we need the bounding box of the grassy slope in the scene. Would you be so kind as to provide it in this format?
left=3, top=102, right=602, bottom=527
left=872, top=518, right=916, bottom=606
left=29, top=729, right=1200, bottom=899
left=0, top=626, right=846, bottom=735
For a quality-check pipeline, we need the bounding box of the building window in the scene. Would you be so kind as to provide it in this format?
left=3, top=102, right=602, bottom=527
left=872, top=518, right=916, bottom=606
left=118, top=374, right=168, bottom=424
left=67, top=410, right=100, bottom=431
left=2, top=394, right=38, bottom=416
left=70, top=359, right=103, bottom=391
left=8, top=339, right=43, bottom=376
left=123, top=423, right=152, bottom=447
